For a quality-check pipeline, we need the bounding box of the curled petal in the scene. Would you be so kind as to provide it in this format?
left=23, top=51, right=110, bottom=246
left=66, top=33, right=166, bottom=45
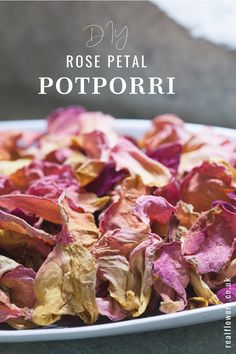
left=96, top=297, right=127, bottom=321
left=133, top=195, right=176, bottom=225
left=79, top=112, right=118, bottom=145
left=73, top=130, right=110, bottom=160
left=9, top=160, right=72, bottom=190
left=0, top=131, right=22, bottom=160
left=94, top=229, right=149, bottom=259
left=69, top=191, right=110, bottom=214
left=183, top=206, right=236, bottom=273
left=142, top=114, right=189, bottom=150
left=180, top=129, right=236, bottom=173
left=76, top=160, right=106, bottom=186
left=1, top=265, right=36, bottom=308
left=99, top=176, right=149, bottom=234
left=96, top=254, right=131, bottom=311
left=0, top=194, right=62, bottom=224
left=32, top=243, right=98, bottom=326
left=0, top=176, right=15, bottom=195
left=85, top=163, right=127, bottom=197
left=111, top=138, right=171, bottom=187
left=176, top=201, right=199, bottom=229
left=187, top=297, right=208, bottom=309
left=180, top=161, right=235, bottom=212
left=58, top=194, right=99, bottom=247
left=0, top=256, right=36, bottom=326
left=153, top=242, right=189, bottom=313
left=207, top=259, right=236, bottom=287
left=0, top=290, right=28, bottom=323
left=47, top=106, right=86, bottom=136
left=154, top=178, right=180, bottom=206
left=190, top=270, right=221, bottom=305
left=128, top=234, right=162, bottom=317
left=147, top=142, right=181, bottom=173
left=0, top=209, right=55, bottom=245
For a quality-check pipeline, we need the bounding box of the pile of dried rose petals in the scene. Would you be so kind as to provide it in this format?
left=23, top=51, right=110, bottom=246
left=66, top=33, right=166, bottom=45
left=0, top=106, right=236, bottom=330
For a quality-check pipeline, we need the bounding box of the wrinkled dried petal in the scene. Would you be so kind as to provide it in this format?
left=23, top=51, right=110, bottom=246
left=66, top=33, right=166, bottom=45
left=76, top=160, right=106, bottom=186
left=0, top=194, right=62, bottom=224
left=133, top=195, right=176, bottom=225
left=190, top=270, right=221, bottom=305
left=111, top=138, right=171, bottom=187
left=183, top=206, right=236, bottom=274
left=153, top=242, right=189, bottom=313
left=180, top=161, right=235, bottom=212
left=0, top=209, right=55, bottom=245
left=0, top=256, right=36, bottom=326
left=58, top=194, right=99, bottom=247
left=176, top=201, right=199, bottom=229
left=32, top=243, right=98, bottom=326
left=96, top=297, right=127, bottom=321
left=47, top=106, right=86, bottom=136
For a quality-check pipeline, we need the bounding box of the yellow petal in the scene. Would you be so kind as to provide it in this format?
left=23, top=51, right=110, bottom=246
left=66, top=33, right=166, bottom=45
left=32, top=243, right=98, bottom=326
left=76, top=160, right=106, bottom=186
left=58, top=195, right=100, bottom=248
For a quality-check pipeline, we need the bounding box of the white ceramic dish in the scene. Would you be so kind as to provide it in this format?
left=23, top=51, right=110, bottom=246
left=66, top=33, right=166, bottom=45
left=0, top=118, right=235, bottom=343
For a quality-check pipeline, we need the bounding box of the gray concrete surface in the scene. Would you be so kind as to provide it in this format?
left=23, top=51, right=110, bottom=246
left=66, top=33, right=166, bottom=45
left=0, top=1, right=236, bottom=127
left=0, top=319, right=235, bottom=354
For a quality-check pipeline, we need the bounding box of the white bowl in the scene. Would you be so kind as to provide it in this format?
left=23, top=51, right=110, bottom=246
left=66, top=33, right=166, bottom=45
left=0, top=118, right=235, bottom=343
